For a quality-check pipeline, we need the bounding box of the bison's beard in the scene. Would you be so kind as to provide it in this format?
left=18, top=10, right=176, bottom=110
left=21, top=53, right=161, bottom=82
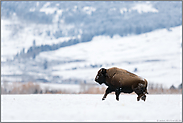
left=95, top=77, right=105, bottom=85
left=95, top=79, right=102, bottom=85
left=98, top=81, right=103, bottom=85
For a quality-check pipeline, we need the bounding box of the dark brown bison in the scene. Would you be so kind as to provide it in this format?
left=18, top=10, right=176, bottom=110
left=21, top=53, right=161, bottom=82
left=95, top=67, right=148, bottom=101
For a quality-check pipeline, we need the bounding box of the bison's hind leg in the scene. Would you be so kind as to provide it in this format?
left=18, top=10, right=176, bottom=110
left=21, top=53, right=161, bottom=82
left=132, top=83, right=147, bottom=101
left=141, top=95, right=146, bottom=101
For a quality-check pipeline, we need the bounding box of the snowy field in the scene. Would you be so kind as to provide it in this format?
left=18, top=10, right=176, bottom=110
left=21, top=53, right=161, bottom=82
left=1, top=94, right=182, bottom=122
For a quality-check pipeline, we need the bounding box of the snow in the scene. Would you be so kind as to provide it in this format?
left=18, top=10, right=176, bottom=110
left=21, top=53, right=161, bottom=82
left=29, top=8, right=35, bottom=12
left=39, top=2, right=63, bottom=17
left=130, top=3, right=158, bottom=14
left=40, top=2, right=58, bottom=15
left=53, top=9, right=64, bottom=23
left=36, top=2, right=39, bottom=7
left=43, top=2, right=50, bottom=8
left=40, top=7, right=58, bottom=15
left=120, top=8, right=127, bottom=14
left=73, top=6, right=78, bottom=12
left=1, top=18, right=74, bottom=61
left=1, top=94, right=182, bottom=122
left=110, top=8, right=116, bottom=11
left=83, top=6, right=96, bottom=15
left=119, top=2, right=158, bottom=14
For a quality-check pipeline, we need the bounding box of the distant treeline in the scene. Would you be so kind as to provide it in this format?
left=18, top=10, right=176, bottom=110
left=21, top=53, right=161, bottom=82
left=1, top=82, right=182, bottom=94
left=2, top=1, right=182, bottom=37
left=15, top=38, right=83, bottom=59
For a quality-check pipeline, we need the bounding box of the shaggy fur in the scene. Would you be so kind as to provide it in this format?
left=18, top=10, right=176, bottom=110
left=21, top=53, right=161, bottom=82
left=95, top=67, right=148, bottom=101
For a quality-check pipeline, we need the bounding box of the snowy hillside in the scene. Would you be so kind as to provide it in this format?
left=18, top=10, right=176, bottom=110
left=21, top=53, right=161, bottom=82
left=38, top=26, right=181, bottom=88
left=1, top=1, right=182, bottom=89
left=2, top=25, right=182, bottom=88
left=1, top=94, right=182, bottom=122
left=1, top=1, right=182, bottom=60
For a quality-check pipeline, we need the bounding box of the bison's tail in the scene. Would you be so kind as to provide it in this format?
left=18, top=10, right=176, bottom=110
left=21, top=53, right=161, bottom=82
left=144, top=79, right=148, bottom=94
left=144, top=79, right=148, bottom=88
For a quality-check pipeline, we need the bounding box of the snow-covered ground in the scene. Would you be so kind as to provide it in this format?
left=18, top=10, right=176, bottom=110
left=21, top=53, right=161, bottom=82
left=1, top=94, right=182, bottom=122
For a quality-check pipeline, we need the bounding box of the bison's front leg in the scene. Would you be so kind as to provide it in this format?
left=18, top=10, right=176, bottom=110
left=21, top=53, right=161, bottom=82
left=102, top=87, right=114, bottom=100
left=115, top=88, right=121, bottom=101
left=137, top=94, right=144, bottom=101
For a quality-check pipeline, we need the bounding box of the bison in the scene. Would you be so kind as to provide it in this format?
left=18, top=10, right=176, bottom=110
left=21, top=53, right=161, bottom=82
left=95, top=67, right=148, bottom=101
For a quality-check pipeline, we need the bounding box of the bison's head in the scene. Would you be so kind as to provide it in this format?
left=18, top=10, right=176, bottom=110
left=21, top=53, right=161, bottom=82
left=95, top=68, right=107, bottom=85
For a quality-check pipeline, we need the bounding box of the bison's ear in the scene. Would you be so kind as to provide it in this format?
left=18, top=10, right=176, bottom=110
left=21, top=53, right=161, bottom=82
left=101, top=68, right=108, bottom=77
left=101, top=68, right=106, bottom=74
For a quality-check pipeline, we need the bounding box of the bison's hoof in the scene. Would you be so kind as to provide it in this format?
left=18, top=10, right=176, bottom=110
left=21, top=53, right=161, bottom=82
left=102, top=98, right=105, bottom=100
left=141, top=96, right=146, bottom=101
left=137, top=97, right=140, bottom=101
left=116, top=98, right=119, bottom=101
